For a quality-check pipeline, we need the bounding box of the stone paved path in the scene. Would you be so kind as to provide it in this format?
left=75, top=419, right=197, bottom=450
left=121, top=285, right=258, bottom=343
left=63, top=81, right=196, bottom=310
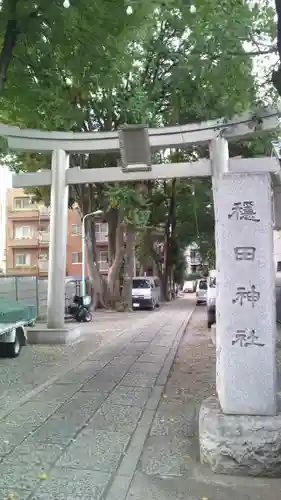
left=0, top=308, right=158, bottom=419
left=0, top=299, right=193, bottom=500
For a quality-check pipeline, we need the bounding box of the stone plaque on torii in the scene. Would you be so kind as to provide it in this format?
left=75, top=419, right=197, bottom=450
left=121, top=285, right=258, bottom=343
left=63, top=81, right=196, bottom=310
left=2, top=105, right=281, bottom=476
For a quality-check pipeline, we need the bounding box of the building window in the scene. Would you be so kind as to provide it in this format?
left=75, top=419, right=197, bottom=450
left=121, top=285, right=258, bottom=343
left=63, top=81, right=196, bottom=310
left=277, top=261, right=281, bottom=272
left=72, top=252, right=82, bottom=264
left=13, top=197, right=31, bottom=210
left=98, top=250, right=108, bottom=272
left=95, top=222, right=108, bottom=242
left=14, top=226, right=34, bottom=239
left=15, top=253, right=31, bottom=267
left=72, top=224, right=82, bottom=236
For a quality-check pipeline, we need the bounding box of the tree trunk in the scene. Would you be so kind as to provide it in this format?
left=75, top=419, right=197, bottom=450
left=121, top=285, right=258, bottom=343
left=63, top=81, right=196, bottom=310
left=162, top=179, right=177, bottom=301
left=122, top=224, right=135, bottom=310
left=86, top=231, right=108, bottom=309
left=0, top=0, right=20, bottom=94
left=84, top=208, right=125, bottom=309
left=107, top=214, right=125, bottom=306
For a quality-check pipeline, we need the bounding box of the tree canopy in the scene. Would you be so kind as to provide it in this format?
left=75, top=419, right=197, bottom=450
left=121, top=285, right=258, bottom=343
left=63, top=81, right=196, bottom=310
left=0, top=0, right=279, bottom=306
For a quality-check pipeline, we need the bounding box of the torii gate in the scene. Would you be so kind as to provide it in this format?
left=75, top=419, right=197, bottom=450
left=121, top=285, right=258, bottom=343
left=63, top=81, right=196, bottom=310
left=3, top=105, right=281, bottom=476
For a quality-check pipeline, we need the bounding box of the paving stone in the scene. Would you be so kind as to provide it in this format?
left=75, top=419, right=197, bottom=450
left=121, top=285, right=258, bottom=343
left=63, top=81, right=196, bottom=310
left=56, top=390, right=107, bottom=417
left=55, top=361, right=106, bottom=384
left=128, top=363, right=162, bottom=376
left=100, top=364, right=130, bottom=380
left=88, top=349, right=121, bottom=362
left=121, top=363, right=161, bottom=388
left=86, top=403, right=142, bottom=433
left=30, top=467, right=110, bottom=500
left=4, top=442, right=64, bottom=468
left=150, top=401, right=196, bottom=437
left=0, top=463, right=48, bottom=490
left=27, top=413, right=85, bottom=444
left=56, top=429, right=131, bottom=472
left=116, top=414, right=154, bottom=478
left=121, top=372, right=158, bottom=388
left=139, top=435, right=194, bottom=477
left=3, top=400, right=61, bottom=426
left=81, top=376, right=118, bottom=392
left=145, top=386, right=164, bottom=410
left=105, top=386, right=151, bottom=407
left=0, top=420, right=36, bottom=456
left=121, top=343, right=150, bottom=356
left=146, top=346, right=170, bottom=356
left=29, top=383, right=82, bottom=403
left=150, top=336, right=175, bottom=348
left=0, top=489, right=32, bottom=500
left=105, top=474, right=132, bottom=500
left=111, top=355, right=138, bottom=367
left=138, top=353, right=168, bottom=364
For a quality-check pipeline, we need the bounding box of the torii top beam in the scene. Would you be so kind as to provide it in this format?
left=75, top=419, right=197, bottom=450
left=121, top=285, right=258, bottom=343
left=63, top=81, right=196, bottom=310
left=0, top=105, right=280, bottom=153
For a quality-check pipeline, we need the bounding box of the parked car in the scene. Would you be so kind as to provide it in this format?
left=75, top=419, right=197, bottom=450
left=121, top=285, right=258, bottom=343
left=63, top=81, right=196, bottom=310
left=132, top=276, right=161, bottom=310
left=183, top=281, right=195, bottom=293
left=196, top=278, right=207, bottom=305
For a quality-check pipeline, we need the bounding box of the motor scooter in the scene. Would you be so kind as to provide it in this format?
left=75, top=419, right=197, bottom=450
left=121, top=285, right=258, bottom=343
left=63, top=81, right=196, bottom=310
left=65, top=294, right=92, bottom=322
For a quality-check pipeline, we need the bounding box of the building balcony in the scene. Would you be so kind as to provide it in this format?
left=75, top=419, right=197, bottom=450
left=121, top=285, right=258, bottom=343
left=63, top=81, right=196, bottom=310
left=8, top=208, right=50, bottom=220
left=9, top=236, right=49, bottom=248
left=7, top=265, right=38, bottom=275
left=6, top=262, right=49, bottom=275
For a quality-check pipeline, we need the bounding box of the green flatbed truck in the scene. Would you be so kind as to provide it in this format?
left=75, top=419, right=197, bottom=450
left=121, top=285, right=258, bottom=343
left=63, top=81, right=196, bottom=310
left=0, top=299, right=37, bottom=357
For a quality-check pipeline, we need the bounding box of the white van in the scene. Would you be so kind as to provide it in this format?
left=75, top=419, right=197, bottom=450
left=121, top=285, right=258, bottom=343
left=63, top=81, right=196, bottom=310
left=207, top=270, right=216, bottom=328
left=196, top=278, right=207, bottom=304
left=132, top=276, right=161, bottom=310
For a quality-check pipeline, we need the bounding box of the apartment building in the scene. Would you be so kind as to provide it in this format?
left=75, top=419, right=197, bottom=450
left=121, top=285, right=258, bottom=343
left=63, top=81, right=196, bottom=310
left=6, top=188, right=109, bottom=277
left=184, top=243, right=202, bottom=275
left=67, top=209, right=109, bottom=277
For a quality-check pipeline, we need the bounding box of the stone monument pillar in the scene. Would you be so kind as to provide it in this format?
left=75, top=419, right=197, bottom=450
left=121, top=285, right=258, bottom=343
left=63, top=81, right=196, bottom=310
left=199, top=138, right=281, bottom=476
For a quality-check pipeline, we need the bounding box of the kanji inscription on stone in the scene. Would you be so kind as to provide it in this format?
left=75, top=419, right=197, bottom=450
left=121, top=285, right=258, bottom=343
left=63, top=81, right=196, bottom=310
left=232, top=329, right=265, bottom=347
left=234, top=246, right=256, bottom=261
left=232, top=285, right=260, bottom=307
left=228, top=201, right=260, bottom=222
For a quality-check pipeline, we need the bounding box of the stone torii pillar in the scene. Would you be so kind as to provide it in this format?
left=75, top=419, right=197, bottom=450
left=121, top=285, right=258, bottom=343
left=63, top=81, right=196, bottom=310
left=47, top=150, right=69, bottom=330
left=199, top=137, right=281, bottom=477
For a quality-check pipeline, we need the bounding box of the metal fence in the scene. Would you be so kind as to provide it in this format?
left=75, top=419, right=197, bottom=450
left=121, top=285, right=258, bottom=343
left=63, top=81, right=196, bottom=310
left=0, top=275, right=81, bottom=319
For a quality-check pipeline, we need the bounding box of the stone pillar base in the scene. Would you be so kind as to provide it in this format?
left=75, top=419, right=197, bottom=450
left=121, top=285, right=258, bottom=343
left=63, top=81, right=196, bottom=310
left=199, top=395, right=281, bottom=477
left=27, top=325, right=81, bottom=345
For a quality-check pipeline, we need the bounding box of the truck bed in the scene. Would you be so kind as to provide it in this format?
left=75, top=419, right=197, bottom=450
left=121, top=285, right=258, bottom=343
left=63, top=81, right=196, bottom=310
left=0, top=299, right=36, bottom=324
